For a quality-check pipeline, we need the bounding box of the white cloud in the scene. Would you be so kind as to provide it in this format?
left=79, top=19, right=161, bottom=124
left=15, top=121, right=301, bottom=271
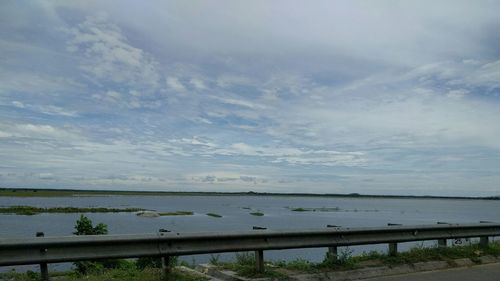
left=209, top=95, right=263, bottom=109
left=38, top=173, right=55, bottom=180
left=166, top=76, right=186, bottom=92
left=7, top=101, right=78, bottom=117
left=0, top=70, right=82, bottom=95
left=188, top=171, right=264, bottom=185
left=167, top=138, right=366, bottom=167
left=66, top=14, right=161, bottom=89
left=0, top=130, right=12, bottom=138
left=0, top=123, right=84, bottom=141
left=2, top=1, right=500, bottom=195
left=38, top=105, right=78, bottom=117
left=12, top=101, right=25, bottom=108
left=190, top=78, right=207, bottom=90
left=215, top=143, right=366, bottom=167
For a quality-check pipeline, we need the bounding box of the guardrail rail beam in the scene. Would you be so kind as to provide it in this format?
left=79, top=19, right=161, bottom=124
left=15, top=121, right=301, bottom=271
left=1, top=222, right=499, bottom=278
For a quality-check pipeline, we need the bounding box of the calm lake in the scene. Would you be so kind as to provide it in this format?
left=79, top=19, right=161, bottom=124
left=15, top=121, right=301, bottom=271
left=1, top=195, right=499, bottom=271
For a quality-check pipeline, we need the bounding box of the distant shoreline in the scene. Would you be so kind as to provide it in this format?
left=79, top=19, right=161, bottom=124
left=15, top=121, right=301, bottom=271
left=1, top=187, right=499, bottom=200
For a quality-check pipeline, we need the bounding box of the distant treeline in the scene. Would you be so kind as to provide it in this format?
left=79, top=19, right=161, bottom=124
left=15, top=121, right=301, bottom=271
left=0, top=187, right=499, bottom=200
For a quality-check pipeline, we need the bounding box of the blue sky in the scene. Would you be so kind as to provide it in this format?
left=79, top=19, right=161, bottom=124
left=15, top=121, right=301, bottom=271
left=1, top=1, right=500, bottom=196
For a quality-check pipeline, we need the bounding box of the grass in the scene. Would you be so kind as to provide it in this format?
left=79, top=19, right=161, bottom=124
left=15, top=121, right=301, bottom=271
left=219, top=252, right=288, bottom=281
left=273, top=258, right=314, bottom=271
left=376, top=241, right=500, bottom=265
left=249, top=212, right=264, bottom=216
left=216, top=242, right=500, bottom=278
left=290, top=207, right=309, bottom=212
left=288, top=206, right=380, bottom=213
left=0, top=257, right=206, bottom=281
left=0, top=206, right=145, bottom=216
left=0, top=268, right=208, bottom=281
left=158, top=211, right=194, bottom=216
left=206, top=213, right=222, bottom=218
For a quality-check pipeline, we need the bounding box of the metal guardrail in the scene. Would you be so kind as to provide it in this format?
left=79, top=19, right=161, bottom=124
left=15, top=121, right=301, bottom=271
left=1, top=222, right=499, bottom=278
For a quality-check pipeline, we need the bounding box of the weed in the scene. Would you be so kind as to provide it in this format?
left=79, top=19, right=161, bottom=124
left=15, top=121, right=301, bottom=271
left=158, top=211, right=194, bottom=216
left=209, top=254, right=221, bottom=265
left=206, top=213, right=222, bottom=218
left=0, top=206, right=144, bottom=215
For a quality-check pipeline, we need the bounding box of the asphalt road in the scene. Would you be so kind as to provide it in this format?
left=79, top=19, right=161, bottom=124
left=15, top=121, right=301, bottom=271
left=365, top=263, right=500, bottom=281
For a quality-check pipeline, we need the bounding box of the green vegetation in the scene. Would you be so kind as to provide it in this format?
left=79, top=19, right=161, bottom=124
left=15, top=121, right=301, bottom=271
left=0, top=268, right=208, bottom=281
left=288, top=206, right=380, bottom=213
left=272, top=258, right=314, bottom=272
left=73, top=215, right=116, bottom=274
left=0, top=206, right=144, bottom=216
left=206, top=213, right=222, bottom=218
left=290, top=207, right=341, bottom=212
left=376, top=242, right=500, bottom=266
left=249, top=212, right=264, bottom=216
left=290, top=207, right=308, bottom=212
left=74, top=214, right=108, bottom=235
left=220, top=252, right=288, bottom=280
left=158, top=211, right=194, bottom=216
left=288, top=242, right=500, bottom=272
left=212, top=242, right=500, bottom=279
left=0, top=215, right=206, bottom=281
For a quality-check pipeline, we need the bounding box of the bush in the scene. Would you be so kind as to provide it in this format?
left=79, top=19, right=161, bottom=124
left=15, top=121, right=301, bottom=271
left=73, top=215, right=113, bottom=274
left=136, top=257, right=161, bottom=269
left=73, top=214, right=108, bottom=235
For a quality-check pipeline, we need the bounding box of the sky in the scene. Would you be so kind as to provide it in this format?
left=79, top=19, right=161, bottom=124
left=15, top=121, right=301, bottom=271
left=1, top=1, right=500, bottom=196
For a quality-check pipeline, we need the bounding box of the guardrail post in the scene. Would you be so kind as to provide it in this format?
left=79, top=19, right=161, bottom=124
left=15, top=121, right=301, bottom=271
left=436, top=222, right=447, bottom=248
left=255, top=250, right=264, bottom=273
left=388, top=243, right=398, bottom=256
left=162, top=255, right=171, bottom=276
left=387, top=223, right=401, bottom=256
left=36, top=232, right=49, bottom=281
left=327, top=246, right=338, bottom=261
left=480, top=236, right=489, bottom=247
left=437, top=239, right=447, bottom=247
left=326, top=225, right=339, bottom=261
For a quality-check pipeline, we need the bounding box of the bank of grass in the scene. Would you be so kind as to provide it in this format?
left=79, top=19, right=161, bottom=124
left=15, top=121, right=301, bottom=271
left=158, top=211, right=194, bottom=216
left=216, top=242, right=500, bottom=278
left=206, top=213, right=222, bottom=218
left=0, top=188, right=227, bottom=198
left=290, top=207, right=341, bottom=212
left=0, top=206, right=145, bottom=216
left=0, top=268, right=207, bottom=281
left=221, top=252, right=289, bottom=280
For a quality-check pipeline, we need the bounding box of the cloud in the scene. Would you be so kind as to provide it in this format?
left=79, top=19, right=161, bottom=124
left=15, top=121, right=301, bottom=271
left=11, top=101, right=25, bottom=108
left=2, top=1, right=500, bottom=195
left=166, top=138, right=366, bottom=167
left=66, top=14, right=161, bottom=90
left=38, top=173, right=55, bottom=180
left=189, top=172, right=264, bottom=186
left=0, top=130, right=12, bottom=138
left=190, top=78, right=207, bottom=90
left=13, top=124, right=82, bottom=140
left=166, top=76, right=186, bottom=92
left=0, top=70, right=83, bottom=96
left=10, top=102, right=79, bottom=117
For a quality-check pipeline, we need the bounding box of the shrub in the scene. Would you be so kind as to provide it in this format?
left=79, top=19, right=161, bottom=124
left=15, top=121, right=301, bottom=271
left=73, top=214, right=108, bottom=235
left=73, top=215, right=111, bottom=274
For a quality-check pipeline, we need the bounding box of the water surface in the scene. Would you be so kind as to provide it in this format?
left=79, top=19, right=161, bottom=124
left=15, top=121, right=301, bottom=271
left=1, top=195, right=498, bottom=271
